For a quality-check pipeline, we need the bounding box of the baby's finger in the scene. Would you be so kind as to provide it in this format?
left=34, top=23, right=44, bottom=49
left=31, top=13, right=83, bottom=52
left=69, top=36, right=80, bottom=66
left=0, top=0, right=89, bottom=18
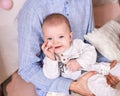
left=41, top=41, right=48, bottom=51
left=47, top=42, right=54, bottom=49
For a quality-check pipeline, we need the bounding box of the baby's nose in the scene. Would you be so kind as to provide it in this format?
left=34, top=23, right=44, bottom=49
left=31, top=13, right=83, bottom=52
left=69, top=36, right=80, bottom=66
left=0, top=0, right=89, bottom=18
left=53, top=40, right=59, bottom=44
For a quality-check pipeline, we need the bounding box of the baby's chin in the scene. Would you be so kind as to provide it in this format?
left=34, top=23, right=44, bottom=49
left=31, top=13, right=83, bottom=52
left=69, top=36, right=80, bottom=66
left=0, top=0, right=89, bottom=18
left=55, top=51, right=64, bottom=55
left=55, top=48, right=68, bottom=55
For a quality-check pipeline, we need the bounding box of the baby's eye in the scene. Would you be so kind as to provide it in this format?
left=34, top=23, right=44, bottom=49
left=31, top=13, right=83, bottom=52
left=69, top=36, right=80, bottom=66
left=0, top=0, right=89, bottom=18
left=59, top=36, right=64, bottom=38
left=47, top=38, right=52, bottom=40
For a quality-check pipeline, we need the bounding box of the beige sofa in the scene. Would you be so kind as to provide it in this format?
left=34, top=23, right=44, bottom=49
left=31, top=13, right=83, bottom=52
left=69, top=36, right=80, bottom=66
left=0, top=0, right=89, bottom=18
left=0, top=0, right=120, bottom=96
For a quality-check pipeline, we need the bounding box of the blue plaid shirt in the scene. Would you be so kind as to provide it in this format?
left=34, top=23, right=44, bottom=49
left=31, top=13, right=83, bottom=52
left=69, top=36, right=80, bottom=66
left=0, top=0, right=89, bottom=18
left=18, top=0, right=94, bottom=95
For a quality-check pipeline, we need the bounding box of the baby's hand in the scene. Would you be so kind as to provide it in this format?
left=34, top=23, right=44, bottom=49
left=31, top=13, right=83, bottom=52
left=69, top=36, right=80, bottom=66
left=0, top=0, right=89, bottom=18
left=42, top=41, right=55, bottom=60
left=67, top=59, right=81, bottom=72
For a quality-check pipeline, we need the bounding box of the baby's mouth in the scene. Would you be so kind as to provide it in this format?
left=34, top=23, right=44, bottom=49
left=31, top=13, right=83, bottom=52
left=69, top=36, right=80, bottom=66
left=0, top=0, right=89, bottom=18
left=54, top=46, right=62, bottom=49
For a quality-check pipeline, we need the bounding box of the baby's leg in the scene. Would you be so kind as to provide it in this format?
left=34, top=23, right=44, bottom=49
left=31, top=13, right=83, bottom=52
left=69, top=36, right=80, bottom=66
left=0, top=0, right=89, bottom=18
left=88, top=74, right=120, bottom=96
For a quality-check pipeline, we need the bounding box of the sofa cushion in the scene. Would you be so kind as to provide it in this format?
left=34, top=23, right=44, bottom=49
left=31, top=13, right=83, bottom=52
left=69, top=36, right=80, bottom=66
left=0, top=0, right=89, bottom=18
left=84, top=20, right=120, bottom=62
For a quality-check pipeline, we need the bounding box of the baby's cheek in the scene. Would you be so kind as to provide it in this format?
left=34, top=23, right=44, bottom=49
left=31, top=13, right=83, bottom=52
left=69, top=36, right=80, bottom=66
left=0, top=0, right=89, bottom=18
left=47, top=41, right=53, bottom=46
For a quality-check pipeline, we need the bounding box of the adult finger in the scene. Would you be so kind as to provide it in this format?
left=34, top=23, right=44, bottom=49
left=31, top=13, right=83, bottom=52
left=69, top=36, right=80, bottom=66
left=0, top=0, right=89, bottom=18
left=77, top=71, right=97, bottom=96
left=106, top=73, right=119, bottom=88
left=110, top=60, right=117, bottom=69
left=80, top=71, right=97, bottom=80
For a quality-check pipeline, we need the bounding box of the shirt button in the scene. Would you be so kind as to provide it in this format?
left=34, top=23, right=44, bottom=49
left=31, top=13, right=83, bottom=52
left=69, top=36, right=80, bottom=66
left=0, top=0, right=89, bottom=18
left=67, top=14, right=69, bottom=16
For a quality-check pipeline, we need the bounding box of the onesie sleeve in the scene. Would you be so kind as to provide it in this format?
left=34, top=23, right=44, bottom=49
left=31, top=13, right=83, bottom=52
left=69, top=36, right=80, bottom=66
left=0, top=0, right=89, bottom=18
left=43, top=56, right=60, bottom=79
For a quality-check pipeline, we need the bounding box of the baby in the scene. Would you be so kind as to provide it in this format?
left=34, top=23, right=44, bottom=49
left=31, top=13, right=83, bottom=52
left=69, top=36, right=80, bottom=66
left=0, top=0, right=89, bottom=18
left=42, top=13, right=120, bottom=96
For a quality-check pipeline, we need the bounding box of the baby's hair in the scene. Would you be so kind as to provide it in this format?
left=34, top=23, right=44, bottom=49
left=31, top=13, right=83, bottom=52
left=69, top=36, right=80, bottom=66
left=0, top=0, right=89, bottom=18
left=42, top=13, right=71, bottom=32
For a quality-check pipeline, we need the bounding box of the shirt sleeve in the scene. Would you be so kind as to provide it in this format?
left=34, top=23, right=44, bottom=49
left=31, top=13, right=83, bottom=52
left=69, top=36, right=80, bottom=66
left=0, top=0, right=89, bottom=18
left=17, top=7, right=72, bottom=95
left=86, top=0, right=94, bottom=34
left=18, top=7, right=44, bottom=82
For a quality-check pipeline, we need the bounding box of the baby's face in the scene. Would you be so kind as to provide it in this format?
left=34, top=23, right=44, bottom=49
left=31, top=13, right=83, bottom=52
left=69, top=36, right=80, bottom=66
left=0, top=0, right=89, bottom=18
left=43, top=23, right=72, bottom=54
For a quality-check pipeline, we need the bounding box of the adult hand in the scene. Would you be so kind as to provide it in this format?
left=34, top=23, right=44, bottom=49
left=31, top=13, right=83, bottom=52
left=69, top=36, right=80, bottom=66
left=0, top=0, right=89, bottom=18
left=106, top=73, right=119, bottom=88
left=0, top=0, right=13, bottom=10
left=70, top=71, right=96, bottom=96
left=106, top=60, right=120, bottom=88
